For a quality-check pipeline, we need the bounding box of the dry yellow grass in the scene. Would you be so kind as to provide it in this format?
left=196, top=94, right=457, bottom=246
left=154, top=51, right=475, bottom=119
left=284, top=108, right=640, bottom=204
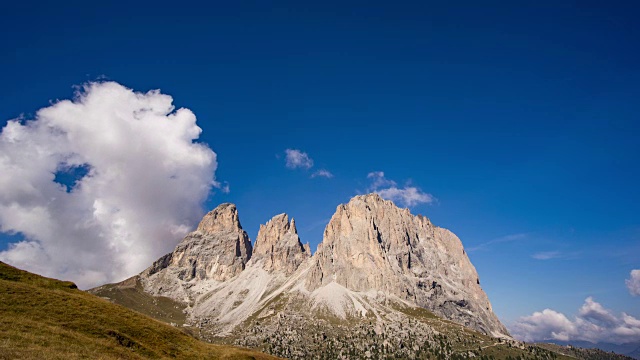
left=0, top=261, right=280, bottom=360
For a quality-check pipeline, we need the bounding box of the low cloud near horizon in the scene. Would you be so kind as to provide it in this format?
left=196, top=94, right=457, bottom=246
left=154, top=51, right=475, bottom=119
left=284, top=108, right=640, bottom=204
left=0, top=81, right=217, bottom=289
left=511, top=297, right=640, bottom=344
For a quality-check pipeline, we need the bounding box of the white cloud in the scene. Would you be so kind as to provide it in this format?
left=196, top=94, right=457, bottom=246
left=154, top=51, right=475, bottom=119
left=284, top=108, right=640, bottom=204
left=366, top=171, right=434, bottom=207
left=376, top=187, right=434, bottom=207
left=213, top=180, right=231, bottom=194
left=511, top=309, right=576, bottom=342
left=311, top=169, right=333, bottom=178
left=284, top=149, right=313, bottom=169
left=283, top=149, right=334, bottom=179
left=467, top=233, right=527, bottom=253
left=0, top=81, right=217, bottom=289
left=512, top=297, right=640, bottom=344
left=531, top=251, right=561, bottom=260
left=578, top=297, right=619, bottom=327
left=367, top=171, right=397, bottom=188
left=626, top=269, right=640, bottom=296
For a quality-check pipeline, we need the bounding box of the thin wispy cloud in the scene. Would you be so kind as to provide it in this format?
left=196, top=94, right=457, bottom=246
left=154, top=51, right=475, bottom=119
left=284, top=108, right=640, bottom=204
left=366, top=171, right=434, bottom=207
left=213, top=180, right=231, bottom=194
left=531, top=251, right=562, bottom=260
left=302, top=217, right=333, bottom=232
left=466, top=233, right=527, bottom=253
left=283, top=149, right=333, bottom=179
left=311, top=169, right=334, bottom=178
left=367, top=171, right=397, bottom=188
left=285, top=149, right=314, bottom=169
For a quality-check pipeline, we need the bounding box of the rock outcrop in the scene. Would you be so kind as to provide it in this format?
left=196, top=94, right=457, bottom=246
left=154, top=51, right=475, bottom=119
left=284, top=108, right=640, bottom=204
left=250, top=214, right=310, bottom=274
left=142, top=203, right=252, bottom=282
left=306, top=193, right=507, bottom=335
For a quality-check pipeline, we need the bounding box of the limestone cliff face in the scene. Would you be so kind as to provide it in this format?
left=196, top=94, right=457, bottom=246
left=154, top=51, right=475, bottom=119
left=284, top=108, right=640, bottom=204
left=250, top=214, right=310, bottom=274
left=143, top=203, right=252, bottom=282
left=305, top=194, right=508, bottom=335
left=132, top=194, right=508, bottom=340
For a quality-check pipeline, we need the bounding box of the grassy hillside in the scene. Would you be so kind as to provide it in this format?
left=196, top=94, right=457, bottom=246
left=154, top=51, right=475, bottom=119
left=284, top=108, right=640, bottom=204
left=0, top=261, right=279, bottom=360
left=90, top=276, right=189, bottom=327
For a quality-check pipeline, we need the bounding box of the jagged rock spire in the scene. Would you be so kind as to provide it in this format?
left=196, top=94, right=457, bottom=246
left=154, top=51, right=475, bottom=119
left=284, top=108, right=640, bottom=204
left=251, top=213, right=310, bottom=274
left=197, top=203, right=243, bottom=234
left=143, top=203, right=252, bottom=282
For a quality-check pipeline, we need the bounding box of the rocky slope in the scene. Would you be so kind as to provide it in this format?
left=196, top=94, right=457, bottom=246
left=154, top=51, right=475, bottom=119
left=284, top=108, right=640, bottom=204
left=93, top=194, right=518, bottom=358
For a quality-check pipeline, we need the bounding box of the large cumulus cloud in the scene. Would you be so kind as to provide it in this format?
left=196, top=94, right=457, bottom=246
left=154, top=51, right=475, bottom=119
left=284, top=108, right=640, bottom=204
left=512, top=297, right=640, bottom=344
left=0, top=81, right=217, bottom=288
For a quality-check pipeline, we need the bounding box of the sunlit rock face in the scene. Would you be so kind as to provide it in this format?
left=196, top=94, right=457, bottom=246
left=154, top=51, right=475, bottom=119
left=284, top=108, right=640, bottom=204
left=143, top=203, right=252, bottom=283
left=305, top=194, right=507, bottom=335
left=250, top=213, right=310, bottom=275
left=128, top=194, right=508, bottom=343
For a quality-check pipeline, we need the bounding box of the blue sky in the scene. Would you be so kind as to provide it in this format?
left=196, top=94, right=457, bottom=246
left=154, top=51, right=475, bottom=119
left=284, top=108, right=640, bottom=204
left=1, top=1, right=638, bottom=341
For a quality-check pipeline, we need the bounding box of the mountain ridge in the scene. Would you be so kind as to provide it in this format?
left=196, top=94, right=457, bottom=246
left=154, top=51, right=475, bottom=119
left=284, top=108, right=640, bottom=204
left=89, top=194, right=640, bottom=359
left=92, top=194, right=528, bottom=358
left=128, top=193, right=507, bottom=336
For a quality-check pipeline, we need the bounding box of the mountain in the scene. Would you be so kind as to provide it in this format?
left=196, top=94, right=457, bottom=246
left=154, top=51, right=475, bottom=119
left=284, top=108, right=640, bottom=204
left=0, top=261, right=278, bottom=359
left=305, top=194, right=506, bottom=336
left=91, top=194, right=602, bottom=359
left=141, top=203, right=253, bottom=283
left=536, top=342, right=636, bottom=360
left=546, top=340, right=640, bottom=359
left=251, top=213, right=311, bottom=274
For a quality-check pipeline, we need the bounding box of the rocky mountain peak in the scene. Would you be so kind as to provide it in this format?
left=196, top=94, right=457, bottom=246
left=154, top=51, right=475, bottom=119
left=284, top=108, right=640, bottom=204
left=141, top=202, right=252, bottom=283
left=307, top=192, right=508, bottom=336
left=196, top=203, right=243, bottom=234
left=351, top=192, right=387, bottom=204
left=251, top=213, right=310, bottom=274
left=136, top=194, right=508, bottom=342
